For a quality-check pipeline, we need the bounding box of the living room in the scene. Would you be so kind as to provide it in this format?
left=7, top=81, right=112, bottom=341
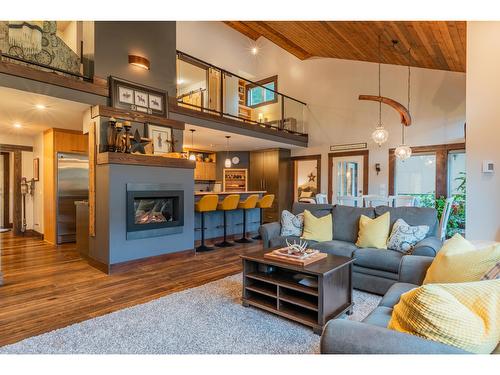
left=0, top=1, right=499, bottom=374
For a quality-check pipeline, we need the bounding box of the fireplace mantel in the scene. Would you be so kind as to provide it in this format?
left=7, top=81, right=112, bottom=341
left=97, top=152, right=195, bottom=169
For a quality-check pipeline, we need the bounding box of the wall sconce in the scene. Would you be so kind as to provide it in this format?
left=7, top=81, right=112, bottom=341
left=375, top=163, right=381, bottom=175
left=128, top=54, right=150, bottom=70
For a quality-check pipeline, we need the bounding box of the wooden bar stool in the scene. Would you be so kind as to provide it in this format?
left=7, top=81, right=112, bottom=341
left=253, top=194, right=275, bottom=240
left=195, top=194, right=219, bottom=252
left=215, top=194, right=240, bottom=248
left=235, top=194, right=259, bottom=244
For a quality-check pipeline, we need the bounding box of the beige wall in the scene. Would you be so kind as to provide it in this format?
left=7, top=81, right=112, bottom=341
left=255, top=38, right=466, bottom=197
left=466, top=22, right=500, bottom=241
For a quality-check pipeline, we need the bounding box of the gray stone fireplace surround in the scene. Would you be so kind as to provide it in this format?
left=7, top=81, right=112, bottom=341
left=89, top=163, right=194, bottom=269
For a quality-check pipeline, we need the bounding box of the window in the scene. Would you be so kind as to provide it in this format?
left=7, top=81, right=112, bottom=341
left=246, top=76, right=278, bottom=108
left=395, top=153, right=437, bottom=206
left=448, top=151, right=466, bottom=196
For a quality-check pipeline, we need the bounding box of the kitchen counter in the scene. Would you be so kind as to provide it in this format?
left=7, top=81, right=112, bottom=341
left=195, top=190, right=267, bottom=196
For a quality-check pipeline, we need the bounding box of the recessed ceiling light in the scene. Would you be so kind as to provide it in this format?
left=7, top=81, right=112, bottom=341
left=177, top=78, right=184, bottom=85
left=35, top=104, right=46, bottom=110
left=251, top=47, right=258, bottom=55
left=14, top=123, right=22, bottom=128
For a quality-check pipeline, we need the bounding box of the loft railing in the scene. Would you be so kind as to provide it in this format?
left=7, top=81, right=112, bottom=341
left=176, top=50, right=307, bottom=136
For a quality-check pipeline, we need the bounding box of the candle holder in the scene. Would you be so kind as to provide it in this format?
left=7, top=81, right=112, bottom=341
left=107, top=117, right=117, bottom=152
left=123, top=121, right=132, bottom=153
left=114, top=122, right=123, bottom=152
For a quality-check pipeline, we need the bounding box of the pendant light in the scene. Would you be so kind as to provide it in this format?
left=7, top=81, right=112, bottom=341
left=371, top=35, right=389, bottom=146
left=224, top=136, right=232, bottom=168
left=395, top=47, right=413, bottom=161
left=188, top=129, right=196, bottom=161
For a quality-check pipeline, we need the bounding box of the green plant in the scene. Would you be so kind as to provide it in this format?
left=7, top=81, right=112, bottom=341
left=436, top=172, right=466, bottom=238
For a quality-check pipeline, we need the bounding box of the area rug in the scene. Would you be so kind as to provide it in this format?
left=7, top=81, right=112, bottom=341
left=0, top=274, right=381, bottom=354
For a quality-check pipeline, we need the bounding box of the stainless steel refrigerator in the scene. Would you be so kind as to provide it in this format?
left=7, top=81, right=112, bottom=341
left=57, top=152, right=89, bottom=244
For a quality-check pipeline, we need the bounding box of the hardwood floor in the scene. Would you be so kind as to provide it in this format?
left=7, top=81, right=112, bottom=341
left=0, top=231, right=263, bottom=347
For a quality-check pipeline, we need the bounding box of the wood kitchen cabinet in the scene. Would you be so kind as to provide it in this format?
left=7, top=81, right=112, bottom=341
left=194, top=161, right=216, bottom=181
left=249, top=148, right=292, bottom=222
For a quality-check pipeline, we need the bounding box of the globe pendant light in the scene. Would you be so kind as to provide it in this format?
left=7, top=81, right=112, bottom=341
left=224, top=136, right=232, bottom=168
left=395, top=47, right=413, bottom=161
left=371, top=35, right=389, bottom=146
left=188, top=129, right=196, bottom=161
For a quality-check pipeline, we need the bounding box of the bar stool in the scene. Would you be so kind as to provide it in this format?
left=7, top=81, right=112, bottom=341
left=215, top=194, right=240, bottom=248
left=253, top=194, right=275, bottom=240
left=235, top=194, right=259, bottom=243
left=195, top=194, right=219, bottom=252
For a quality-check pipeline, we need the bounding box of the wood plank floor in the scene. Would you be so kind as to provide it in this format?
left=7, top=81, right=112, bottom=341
left=0, top=231, right=263, bottom=347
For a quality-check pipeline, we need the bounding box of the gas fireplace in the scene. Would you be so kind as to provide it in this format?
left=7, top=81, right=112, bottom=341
left=126, top=185, right=184, bottom=240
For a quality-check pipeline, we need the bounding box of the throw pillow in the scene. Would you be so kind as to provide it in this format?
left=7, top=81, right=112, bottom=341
left=387, top=218, right=429, bottom=254
left=388, top=279, right=500, bottom=354
left=299, top=191, right=313, bottom=198
left=482, top=262, right=500, bottom=280
left=280, top=210, right=304, bottom=237
left=423, top=234, right=500, bottom=284
left=301, top=209, right=332, bottom=242
left=355, top=212, right=390, bottom=249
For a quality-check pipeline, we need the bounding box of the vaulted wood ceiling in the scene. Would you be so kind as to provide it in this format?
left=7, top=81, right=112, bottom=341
left=224, top=21, right=466, bottom=72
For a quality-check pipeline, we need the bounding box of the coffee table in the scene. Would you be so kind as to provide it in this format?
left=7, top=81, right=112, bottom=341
left=241, top=249, right=354, bottom=335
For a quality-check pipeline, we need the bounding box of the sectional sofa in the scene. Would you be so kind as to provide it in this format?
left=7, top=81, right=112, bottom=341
left=259, top=203, right=443, bottom=295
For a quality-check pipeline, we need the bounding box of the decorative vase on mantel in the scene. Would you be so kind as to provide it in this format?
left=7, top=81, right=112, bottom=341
left=114, top=122, right=123, bottom=152
left=107, top=117, right=117, bottom=152
left=123, top=121, right=132, bottom=153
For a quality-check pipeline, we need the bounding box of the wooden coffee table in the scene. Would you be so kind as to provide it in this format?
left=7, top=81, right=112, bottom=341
left=241, top=249, right=354, bottom=335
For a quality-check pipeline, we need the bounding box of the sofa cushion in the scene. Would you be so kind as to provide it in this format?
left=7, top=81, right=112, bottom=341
left=353, top=265, right=399, bottom=280
left=375, top=206, right=438, bottom=237
left=356, top=212, right=391, bottom=249
left=309, top=240, right=358, bottom=258
left=332, top=205, right=376, bottom=243
left=291, top=202, right=333, bottom=217
left=269, top=235, right=318, bottom=249
left=354, top=248, right=403, bottom=273
left=362, top=306, right=393, bottom=328
left=302, top=209, right=333, bottom=242
left=379, top=282, right=417, bottom=308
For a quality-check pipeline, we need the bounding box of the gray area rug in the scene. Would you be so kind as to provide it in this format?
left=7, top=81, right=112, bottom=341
left=0, top=274, right=381, bottom=354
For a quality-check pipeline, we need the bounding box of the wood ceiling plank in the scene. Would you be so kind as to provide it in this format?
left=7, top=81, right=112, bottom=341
left=225, top=21, right=466, bottom=72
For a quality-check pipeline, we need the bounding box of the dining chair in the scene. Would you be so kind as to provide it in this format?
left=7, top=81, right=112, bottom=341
left=392, top=195, right=417, bottom=207
left=438, top=196, right=455, bottom=241
left=363, top=195, right=392, bottom=207
left=315, top=193, right=328, bottom=204
left=336, top=196, right=363, bottom=207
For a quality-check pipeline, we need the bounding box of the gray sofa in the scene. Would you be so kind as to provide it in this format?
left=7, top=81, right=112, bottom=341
left=321, top=255, right=500, bottom=354
left=259, top=203, right=442, bottom=295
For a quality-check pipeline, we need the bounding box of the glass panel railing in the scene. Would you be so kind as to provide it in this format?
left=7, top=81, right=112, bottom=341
left=175, top=51, right=307, bottom=136
left=0, top=21, right=94, bottom=80
left=283, top=96, right=306, bottom=134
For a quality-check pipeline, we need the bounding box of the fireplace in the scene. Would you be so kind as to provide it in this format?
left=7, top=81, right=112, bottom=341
left=126, top=186, right=184, bottom=240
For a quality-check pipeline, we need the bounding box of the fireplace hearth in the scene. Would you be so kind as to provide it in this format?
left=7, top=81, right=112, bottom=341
left=126, top=185, right=184, bottom=240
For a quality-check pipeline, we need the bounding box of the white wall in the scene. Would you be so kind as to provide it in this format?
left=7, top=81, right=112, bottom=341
left=254, top=38, right=466, bottom=196
left=466, top=22, right=500, bottom=241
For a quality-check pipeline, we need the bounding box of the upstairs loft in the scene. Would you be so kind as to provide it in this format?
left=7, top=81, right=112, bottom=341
left=0, top=21, right=308, bottom=147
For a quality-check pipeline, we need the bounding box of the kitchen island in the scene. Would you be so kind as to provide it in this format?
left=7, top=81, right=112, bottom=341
left=194, top=190, right=267, bottom=242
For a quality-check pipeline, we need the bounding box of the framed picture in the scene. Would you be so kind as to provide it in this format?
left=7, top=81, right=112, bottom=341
left=109, top=76, right=168, bottom=117
left=145, top=124, right=173, bottom=154
left=33, top=157, right=39, bottom=181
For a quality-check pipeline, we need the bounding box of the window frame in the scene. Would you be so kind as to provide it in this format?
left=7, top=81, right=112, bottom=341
left=245, top=75, right=278, bottom=108
left=388, top=142, right=465, bottom=198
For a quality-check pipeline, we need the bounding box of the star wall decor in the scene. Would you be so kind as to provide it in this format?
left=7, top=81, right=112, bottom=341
left=130, top=129, right=150, bottom=154
left=308, top=173, right=316, bottom=182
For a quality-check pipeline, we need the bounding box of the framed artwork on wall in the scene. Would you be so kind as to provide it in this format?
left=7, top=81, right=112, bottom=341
left=109, top=76, right=168, bottom=117
left=145, top=124, right=173, bottom=155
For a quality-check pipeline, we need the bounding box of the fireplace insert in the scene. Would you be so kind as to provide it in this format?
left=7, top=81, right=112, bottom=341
left=126, top=190, right=184, bottom=237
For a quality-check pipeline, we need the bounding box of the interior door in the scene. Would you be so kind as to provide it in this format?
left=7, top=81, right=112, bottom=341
left=208, top=67, right=221, bottom=112
left=332, top=155, right=364, bottom=202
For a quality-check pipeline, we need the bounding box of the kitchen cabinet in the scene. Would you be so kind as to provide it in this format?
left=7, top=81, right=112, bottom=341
left=194, top=161, right=216, bottom=181
left=249, top=148, right=292, bottom=222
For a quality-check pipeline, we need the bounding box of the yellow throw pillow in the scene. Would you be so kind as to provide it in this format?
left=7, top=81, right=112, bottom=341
left=388, top=280, right=500, bottom=354
left=301, top=209, right=332, bottom=242
left=423, top=234, right=500, bottom=284
left=355, top=212, right=390, bottom=249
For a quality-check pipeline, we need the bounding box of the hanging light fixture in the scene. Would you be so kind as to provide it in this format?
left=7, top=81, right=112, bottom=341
left=371, top=35, right=389, bottom=146
left=224, top=136, right=232, bottom=168
left=188, top=129, right=196, bottom=161
left=395, top=47, right=413, bottom=161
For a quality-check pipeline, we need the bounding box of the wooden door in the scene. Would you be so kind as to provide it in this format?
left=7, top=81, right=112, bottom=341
left=249, top=151, right=263, bottom=191
left=208, top=68, right=221, bottom=112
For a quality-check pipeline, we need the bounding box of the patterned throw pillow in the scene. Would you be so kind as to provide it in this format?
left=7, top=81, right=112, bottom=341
left=280, top=210, right=304, bottom=237
left=387, top=218, right=429, bottom=254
